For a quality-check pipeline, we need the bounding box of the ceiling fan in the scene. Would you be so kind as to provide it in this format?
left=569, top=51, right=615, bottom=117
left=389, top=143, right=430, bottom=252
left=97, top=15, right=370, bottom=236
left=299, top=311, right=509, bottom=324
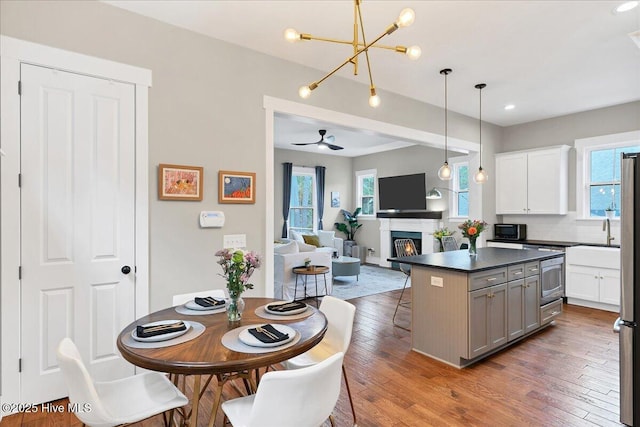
left=291, top=129, right=344, bottom=150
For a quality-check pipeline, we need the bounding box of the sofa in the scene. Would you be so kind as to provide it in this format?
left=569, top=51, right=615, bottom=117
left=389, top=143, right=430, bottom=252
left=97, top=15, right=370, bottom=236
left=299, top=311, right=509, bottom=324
left=289, top=229, right=344, bottom=256
left=274, top=240, right=334, bottom=300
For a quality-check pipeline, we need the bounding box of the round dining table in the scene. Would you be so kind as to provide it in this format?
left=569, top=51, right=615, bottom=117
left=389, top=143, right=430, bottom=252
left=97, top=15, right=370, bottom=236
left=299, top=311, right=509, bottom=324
left=117, top=297, right=327, bottom=427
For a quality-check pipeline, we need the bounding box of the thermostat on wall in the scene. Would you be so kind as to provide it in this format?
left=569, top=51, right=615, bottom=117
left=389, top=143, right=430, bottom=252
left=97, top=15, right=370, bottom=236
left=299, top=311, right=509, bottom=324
left=200, top=211, right=225, bottom=228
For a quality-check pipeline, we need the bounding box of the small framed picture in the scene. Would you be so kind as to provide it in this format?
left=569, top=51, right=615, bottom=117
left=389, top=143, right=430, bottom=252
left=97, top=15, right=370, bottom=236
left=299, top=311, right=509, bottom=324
left=219, top=170, right=256, bottom=204
left=158, top=164, right=203, bottom=201
left=331, top=191, right=340, bottom=208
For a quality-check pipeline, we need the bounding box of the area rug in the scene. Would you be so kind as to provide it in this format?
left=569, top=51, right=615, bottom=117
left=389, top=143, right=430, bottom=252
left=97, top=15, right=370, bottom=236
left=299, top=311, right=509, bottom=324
left=330, top=264, right=408, bottom=300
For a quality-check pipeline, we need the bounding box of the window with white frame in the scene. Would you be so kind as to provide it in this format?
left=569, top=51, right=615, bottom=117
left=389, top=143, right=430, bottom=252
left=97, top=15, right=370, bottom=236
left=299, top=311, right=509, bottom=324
left=289, top=166, right=317, bottom=233
left=356, top=169, right=376, bottom=218
left=576, top=131, right=640, bottom=219
left=451, top=161, right=469, bottom=218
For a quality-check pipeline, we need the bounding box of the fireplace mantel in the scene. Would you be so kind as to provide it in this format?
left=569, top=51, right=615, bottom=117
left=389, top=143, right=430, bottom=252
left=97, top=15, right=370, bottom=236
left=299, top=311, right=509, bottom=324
left=378, top=218, right=442, bottom=268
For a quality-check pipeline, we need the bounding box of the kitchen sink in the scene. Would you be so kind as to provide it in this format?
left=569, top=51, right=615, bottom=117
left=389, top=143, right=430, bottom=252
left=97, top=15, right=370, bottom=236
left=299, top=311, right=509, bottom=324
left=566, top=245, right=620, bottom=269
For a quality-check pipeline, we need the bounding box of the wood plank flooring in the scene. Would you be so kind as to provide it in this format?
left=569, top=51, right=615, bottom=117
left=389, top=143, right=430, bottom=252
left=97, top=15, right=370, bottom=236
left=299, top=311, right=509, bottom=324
left=2, top=289, right=621, bottom=426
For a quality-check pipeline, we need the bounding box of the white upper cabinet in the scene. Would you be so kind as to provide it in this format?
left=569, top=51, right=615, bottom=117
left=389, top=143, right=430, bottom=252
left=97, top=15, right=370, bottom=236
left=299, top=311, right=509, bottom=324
left=495, top=145, right=570, bottom=215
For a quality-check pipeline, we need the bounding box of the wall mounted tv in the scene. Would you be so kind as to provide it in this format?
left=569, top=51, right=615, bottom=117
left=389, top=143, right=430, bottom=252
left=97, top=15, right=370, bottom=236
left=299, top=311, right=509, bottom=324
left=378, top=173, right=426, bottom=211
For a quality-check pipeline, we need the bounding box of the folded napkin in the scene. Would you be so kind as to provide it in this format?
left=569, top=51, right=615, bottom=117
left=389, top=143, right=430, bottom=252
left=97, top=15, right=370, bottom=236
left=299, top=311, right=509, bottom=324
left=266, top=301, right=307, bottom=313
left=136, top=321, right=186, bottom=338
left=194, top=296, right=225, bottom=308
left=248, top=324, right=290, bottom=344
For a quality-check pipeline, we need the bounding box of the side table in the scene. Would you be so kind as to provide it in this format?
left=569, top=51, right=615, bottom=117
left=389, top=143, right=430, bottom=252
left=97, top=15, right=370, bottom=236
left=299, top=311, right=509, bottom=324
left=292, top=265, right=330, bottom=307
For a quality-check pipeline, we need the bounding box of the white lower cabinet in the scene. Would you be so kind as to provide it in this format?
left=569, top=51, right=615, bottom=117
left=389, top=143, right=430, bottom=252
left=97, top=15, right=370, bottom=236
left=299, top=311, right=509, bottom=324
left=566, top=266, right=620, bottom=307
left=565, top=246, right=620, bottom=312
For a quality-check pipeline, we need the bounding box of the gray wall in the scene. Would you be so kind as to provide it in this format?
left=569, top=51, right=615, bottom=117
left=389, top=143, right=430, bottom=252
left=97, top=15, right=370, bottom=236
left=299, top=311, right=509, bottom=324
left=274, top=149, right=352, bottom=238
left=501, top=101, right=640, bottom=211
left=1, top=0, right=492, bottom=309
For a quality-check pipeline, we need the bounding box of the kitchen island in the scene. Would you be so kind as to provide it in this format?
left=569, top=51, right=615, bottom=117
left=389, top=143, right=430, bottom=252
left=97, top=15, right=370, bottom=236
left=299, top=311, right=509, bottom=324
left=388, top=247, right=564, bottom=368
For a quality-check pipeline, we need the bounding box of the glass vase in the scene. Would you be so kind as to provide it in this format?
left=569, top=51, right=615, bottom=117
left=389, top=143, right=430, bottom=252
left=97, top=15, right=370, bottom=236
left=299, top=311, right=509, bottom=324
left=226, top=293, right=245, bottom=322
left=468, top=236, right=478, bottom=256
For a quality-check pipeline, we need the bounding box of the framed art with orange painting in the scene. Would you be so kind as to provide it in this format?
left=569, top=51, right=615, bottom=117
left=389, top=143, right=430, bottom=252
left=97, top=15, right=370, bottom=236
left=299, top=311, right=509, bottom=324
left=218, top=170, right=256, bottom=204
left=158, top=164, right=203, bottom=201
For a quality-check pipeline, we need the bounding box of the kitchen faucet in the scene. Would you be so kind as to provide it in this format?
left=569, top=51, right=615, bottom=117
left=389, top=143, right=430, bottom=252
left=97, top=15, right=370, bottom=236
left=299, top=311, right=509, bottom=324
left=603, top=218, right=615, bottom=246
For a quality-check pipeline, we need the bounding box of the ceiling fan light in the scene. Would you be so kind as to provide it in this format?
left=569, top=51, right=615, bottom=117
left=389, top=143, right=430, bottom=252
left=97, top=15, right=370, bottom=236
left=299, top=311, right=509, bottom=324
left=318, top=142, right=328, bottom=149
left=473, top=167, right=488, bottom=184
left=284, top=28, right=300, bottom=42
left=405, top=45, right=422, bottom=60
left=438, top=163, right=452, bottom=180
left=396, top=8, right=415, bottom=27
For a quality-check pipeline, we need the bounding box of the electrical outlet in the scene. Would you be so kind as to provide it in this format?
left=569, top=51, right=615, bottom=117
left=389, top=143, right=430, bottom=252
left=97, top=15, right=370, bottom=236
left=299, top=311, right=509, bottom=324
left=223, top=234, right=246, bottom=249
left=431, top=276, right=443, bottom=287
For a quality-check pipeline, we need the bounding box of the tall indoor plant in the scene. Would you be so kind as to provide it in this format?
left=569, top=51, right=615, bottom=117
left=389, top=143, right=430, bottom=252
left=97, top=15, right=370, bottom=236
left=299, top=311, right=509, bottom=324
left=334, top=208, right=362, bottom=257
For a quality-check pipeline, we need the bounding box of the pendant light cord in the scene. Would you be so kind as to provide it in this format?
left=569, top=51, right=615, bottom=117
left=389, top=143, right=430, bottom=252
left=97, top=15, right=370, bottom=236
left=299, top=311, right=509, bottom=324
left=445, top=72, right=448, bottom=163
left=479, top=86, right=482, bottom=168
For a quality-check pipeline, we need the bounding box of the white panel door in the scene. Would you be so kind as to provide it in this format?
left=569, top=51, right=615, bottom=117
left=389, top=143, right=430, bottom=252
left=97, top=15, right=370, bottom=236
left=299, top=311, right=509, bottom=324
left=20, top=64, right=136, bottom=403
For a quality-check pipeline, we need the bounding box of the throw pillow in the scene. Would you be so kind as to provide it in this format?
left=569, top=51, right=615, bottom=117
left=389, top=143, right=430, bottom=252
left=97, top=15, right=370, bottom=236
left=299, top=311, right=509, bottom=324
left=317, top=230, right=335, bottom=247
left=302, top=234, right=321, bottom=247
left=274, top=240, right=299, bottom=254
left=296, top=241, right=317, bottom=252
left=289, top=229, right=306, bottom=243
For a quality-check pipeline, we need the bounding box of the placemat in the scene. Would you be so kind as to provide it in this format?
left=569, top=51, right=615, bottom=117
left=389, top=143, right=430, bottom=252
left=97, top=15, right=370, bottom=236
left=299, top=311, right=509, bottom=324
left=221, top=324, right=301, bottom=354
left=175, top=305, right=226, bottom=316
left=122, top=321, right=205, bottom=349
left=254, top=304, right=313, bottom=321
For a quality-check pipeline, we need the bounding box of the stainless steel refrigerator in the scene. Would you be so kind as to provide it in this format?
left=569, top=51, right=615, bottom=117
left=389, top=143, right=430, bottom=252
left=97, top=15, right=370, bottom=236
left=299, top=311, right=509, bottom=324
left=620, top=151, right=640, bottom=426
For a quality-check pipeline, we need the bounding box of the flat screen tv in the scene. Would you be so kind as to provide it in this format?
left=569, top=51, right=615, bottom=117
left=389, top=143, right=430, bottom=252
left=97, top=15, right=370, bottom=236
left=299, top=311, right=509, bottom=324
left=378, top=173, right=426, bottom=211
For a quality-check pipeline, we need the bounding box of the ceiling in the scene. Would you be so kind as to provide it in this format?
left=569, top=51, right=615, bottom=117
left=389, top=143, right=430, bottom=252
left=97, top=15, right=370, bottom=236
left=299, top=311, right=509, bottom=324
left=104, top=0, right=640, bottom=156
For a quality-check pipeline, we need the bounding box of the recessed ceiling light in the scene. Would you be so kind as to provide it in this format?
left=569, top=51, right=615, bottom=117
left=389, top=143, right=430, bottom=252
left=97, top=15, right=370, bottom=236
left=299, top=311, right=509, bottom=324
left=504, top=104, right=515, bottom=111
left=615, top=1, right=638, bottom=13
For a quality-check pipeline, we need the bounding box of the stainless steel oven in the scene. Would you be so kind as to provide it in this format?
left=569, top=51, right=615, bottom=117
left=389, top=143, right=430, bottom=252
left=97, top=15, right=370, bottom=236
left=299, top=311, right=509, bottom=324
left=540, top=256, right=564, bottom=305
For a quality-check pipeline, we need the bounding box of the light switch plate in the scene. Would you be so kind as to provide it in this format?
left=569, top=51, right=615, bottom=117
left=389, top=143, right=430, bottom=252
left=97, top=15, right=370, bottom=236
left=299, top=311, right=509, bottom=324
left=431, top=276, right=444, bottom=287
left=223, top=234, right=246, bottom=249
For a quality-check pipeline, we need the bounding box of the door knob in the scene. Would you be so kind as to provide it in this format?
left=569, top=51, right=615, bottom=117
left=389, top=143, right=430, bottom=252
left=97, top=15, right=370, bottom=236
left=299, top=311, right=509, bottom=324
left=121, top=265, right=132, bottom=274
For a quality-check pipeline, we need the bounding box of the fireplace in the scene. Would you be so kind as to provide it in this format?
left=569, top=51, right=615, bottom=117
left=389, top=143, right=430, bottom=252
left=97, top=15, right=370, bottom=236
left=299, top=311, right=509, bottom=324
left=390, top=231, right=422, bottom=270
left=378, top=218, right=440, bottom=268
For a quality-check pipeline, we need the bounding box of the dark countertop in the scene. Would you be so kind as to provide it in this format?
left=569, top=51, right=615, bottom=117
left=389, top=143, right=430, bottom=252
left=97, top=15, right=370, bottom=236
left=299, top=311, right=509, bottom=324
left=487, top=238, right=620, bottom=249
left=388, top=247, right=564, bottom=273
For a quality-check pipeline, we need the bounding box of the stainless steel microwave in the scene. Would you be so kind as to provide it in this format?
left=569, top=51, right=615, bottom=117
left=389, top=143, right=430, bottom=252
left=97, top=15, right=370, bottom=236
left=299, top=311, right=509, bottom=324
left=494, top=224, right=527, bottom=240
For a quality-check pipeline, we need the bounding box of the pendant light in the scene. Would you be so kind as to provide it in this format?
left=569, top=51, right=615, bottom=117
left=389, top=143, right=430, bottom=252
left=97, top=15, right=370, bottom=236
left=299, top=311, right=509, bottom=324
left=473, top=83, right=488, bottom=184
left=437, top=68, right=453, bottom=180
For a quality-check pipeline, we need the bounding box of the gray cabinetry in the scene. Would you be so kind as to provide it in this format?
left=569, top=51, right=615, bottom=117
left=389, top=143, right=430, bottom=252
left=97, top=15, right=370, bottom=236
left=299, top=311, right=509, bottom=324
left=468, top=283, right=507, bottom=358
left=524, top=275, right=541, bottom=333
left=507, top=263, right=541, bottom=342
left=507, top=279, right=525, bottom=340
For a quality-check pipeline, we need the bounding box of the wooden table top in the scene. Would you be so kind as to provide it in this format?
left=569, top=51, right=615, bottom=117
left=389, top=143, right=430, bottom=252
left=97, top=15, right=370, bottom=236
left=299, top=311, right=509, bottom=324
left=117, top=297, right=327, bottom=375
left=292, top=266, right=330, bottom=275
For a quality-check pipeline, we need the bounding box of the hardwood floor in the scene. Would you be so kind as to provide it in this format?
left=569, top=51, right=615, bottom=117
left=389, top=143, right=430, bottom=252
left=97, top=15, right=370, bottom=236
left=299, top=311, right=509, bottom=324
left=2, top=289, right=621, bottom=426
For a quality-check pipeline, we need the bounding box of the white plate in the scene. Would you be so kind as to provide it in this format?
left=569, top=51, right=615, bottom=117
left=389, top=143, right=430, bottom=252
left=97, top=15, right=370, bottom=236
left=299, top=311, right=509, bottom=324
left=184, top=299, right=226, bottom=311
left=238, top=324, right=296, bottom=348
left=264, top=302, right=308, bottom=316
left=132, top=320, right=191, bottom=342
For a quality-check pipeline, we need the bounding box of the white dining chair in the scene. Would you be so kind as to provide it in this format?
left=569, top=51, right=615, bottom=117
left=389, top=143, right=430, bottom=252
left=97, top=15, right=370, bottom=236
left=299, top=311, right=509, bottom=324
left=393, top=238, right=416, bottom=331
left=282, top=295, right=357, bottom=426
left=222, top=352, right=345, bottom=427
left=172, top=289, right=226, bottom=306
left=56, top=337, right=188, bottom=427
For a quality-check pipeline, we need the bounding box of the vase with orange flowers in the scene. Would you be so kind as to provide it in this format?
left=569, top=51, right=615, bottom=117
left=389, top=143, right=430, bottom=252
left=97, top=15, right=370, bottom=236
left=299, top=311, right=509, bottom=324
left=458, top=219, right=488, bottom=256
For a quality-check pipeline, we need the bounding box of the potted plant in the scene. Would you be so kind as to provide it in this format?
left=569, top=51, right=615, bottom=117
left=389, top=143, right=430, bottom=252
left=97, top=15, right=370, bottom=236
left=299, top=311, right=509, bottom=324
left=432, top=227, right=456, bottom=252
left=605, top=203, right=616, bottom=219
left=334, top=208, right=362, bottom=257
